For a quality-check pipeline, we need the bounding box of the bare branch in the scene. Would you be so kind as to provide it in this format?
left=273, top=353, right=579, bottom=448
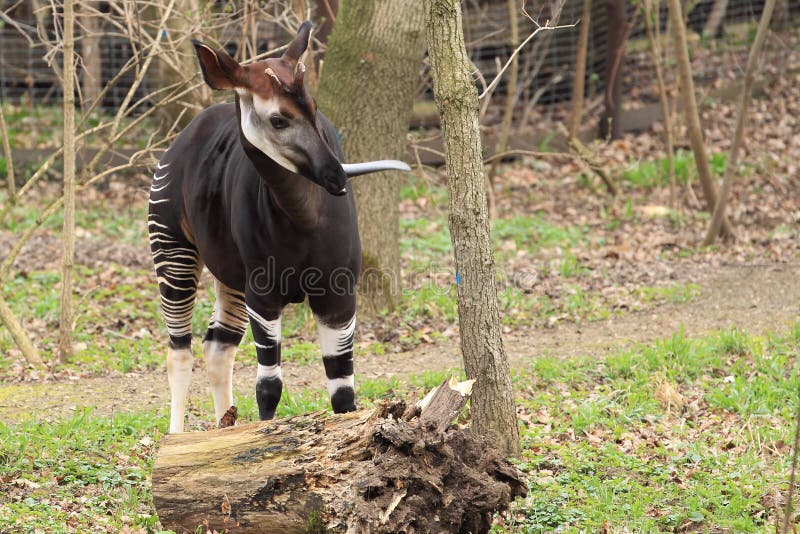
left=478, top=8, right=574, bottom=99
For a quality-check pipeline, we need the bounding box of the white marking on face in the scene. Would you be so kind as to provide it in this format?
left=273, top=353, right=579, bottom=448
left=238, top=94, right=299, bottom=173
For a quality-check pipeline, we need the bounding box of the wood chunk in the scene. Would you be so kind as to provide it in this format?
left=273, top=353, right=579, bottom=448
left=218, top=405, right=238, bottom=428
left=152, top=378, right=525, bottom=533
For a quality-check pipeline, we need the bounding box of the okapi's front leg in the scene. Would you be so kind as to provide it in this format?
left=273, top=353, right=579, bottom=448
left=245, top=301, right=283, bottom=420
left=315, top=314, right=357, bottom=413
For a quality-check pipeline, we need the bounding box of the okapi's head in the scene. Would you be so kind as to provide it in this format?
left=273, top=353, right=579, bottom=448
left=192, top=22, right=348, bottom=196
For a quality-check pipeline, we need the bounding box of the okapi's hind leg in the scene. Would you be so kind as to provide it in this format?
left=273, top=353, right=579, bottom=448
left=203, top=278, right=248, bottom=424
left=149, top=214, right=203, bottom=433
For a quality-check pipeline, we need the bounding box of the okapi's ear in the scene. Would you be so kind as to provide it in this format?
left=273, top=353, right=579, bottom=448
left=281, top=21, right=313, bottom=65
left=192, top=40, right=242, bottom=91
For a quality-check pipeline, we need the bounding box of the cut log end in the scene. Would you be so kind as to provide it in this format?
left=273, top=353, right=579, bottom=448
left=152, top=376, right=526, bottom=533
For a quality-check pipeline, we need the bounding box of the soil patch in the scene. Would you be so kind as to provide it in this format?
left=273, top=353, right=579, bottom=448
left=1, top=262, right=797, bottom=422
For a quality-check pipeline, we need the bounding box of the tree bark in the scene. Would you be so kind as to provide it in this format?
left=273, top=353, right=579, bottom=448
left=154, top=0, right=206, bottom=133
left=599, top=0, right=626, bottom=140
left=667, top=0, right=735, bottom=238
left=0, top=295, right=44, bottom=369
left=703, top=0, right=729, bottom=37
left=0, top=105, right=15, bottom=205
left=487, top=0, right=520, bottom=189
left=568, top=0, right=592, bottom=139
left=644, top=0, right=678, bottom=208
left=423, top=0, right=521, bottom=457
left=58, top=0, right=77, bottom=363
left=316, top=1, right=425, bottom=314
left=152, top=379, right=525, bottom=533
left=80, top=0, right=102, bottom=108
left=703, top=0, right=776, bottom=245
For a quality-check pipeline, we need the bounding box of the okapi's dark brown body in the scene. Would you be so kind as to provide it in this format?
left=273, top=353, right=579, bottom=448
left=156, top=101, right=360, bottom=321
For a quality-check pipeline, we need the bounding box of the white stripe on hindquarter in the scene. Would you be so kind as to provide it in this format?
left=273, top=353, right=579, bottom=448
left=208, top=278, right=248, bottom=335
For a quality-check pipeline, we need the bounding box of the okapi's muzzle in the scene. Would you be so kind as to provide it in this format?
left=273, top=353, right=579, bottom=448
left=314, top=161, right=349, bottom=196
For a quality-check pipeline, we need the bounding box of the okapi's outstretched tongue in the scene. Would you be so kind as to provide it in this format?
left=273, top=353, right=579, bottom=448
left=341, top=160, right=411, bottom=177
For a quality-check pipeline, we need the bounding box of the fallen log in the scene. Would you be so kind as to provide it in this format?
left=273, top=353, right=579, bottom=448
left=152, top=378, right=526, bottom=533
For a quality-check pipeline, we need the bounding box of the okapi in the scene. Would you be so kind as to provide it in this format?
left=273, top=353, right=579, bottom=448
left=149, top=22, right=409, bottom=433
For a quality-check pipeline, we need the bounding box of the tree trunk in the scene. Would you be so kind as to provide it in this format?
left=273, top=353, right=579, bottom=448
left=703, top=0, right=729, bottom=37
left=58, top=0, right=76, bottom=363
left=487, top=0, right=520, bottom=188
left=0, top=104, right=15, bottom=205
left=703, top=0, right=776, bottom=245
left=152, top=379, right=525, bottom=533
left=316, top=1, right=425, bottom=315
left=568, top=0, right=592, bottom=139
left=599, top=0, right=626, bottom=140
left=80, top=0, right=102, bottom=108
left=154, top=0, right=206, bottom=133
left=423, top=0, right=521, bottom=457
left=667, top=0, right=735, bottom=238
left=0, top=295, right=44, bottom=369
left=644, top=0, right=678, bottom=208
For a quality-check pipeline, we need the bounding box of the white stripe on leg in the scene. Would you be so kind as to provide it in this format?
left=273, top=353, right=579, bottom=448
left=203, top=340, right=237, bottom=424
left=167, top=347, right=193, bottom=433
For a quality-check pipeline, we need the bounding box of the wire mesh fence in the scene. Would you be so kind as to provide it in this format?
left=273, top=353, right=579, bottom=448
left=0, top=0, right=797, bottom=129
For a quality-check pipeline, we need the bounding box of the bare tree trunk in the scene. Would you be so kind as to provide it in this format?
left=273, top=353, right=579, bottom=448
left=317, top=1, right=425, bottom=315
left=568, top=0, right=592, bottom=139
left=703, top=0, right=729, bottom=37
left=58, top=0, right=77, bottom=364
left=154, top=0, right=205, bottom=133
left=238, top=0, right=258, bottom=62
left=0, top=105, right=15, bottom=205
left=0, top=295, right=44, bottom=369
left=668, top=0, right=734, bottom=238
left=599, top=0, right=626, bottom=140
left=644, top=0, right=678, bottom=208
left=703, top=0, right=776, bottom=245
left=487, top=0, right=520, bottom=191
left=424, top=0, right=521, bottom=457
left=80, top=0, right=102, bottom=108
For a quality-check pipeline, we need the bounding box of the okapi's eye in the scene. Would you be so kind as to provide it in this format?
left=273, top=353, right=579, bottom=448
left=269, top=115, right=289, bottom=130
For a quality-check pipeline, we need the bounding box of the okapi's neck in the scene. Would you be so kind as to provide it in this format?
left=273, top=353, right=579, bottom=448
left=235, top=101, right=323, bottom=231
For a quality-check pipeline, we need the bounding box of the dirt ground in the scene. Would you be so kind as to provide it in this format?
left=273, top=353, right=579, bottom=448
left=1, top=261, right=797, bottom=423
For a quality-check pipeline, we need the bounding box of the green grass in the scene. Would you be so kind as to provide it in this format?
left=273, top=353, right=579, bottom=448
left=636, top=282, right=701, bottom=304
left=497, top=325, right=800, bottom=532
left=621, top=150, right=734, bottom=189
left=0, top=408, right=165, bottom=532
left=3, top=326, right=798, bottom=532
left=0, top=195, right=148, bottom=244
left=492, top=216, right=588, bottom=256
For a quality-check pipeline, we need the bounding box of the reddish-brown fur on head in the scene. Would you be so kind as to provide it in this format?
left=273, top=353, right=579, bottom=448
left=192, top=20, right=316, bottom=120
left=192, top=21, right=348, bottom=196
